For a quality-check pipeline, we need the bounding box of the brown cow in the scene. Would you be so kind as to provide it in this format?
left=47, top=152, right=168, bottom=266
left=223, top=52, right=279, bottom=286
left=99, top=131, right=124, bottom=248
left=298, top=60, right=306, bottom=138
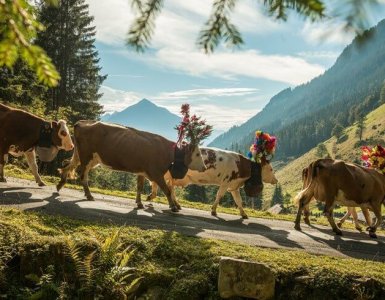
left=301, top=167, right=372, bottom=231
left=295, top=159, right=385, bottom=238
left=0, top=103, right=74, bottom=186
left=137, top=147, right=277, bottom=218
left=56, top=121, right=206, bottom=212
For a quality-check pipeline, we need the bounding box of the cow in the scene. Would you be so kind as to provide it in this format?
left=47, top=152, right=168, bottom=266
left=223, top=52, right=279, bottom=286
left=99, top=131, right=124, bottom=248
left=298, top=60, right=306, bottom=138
left=136, top=147, right=278, bottom=218
left=56, top=121, right=206, bottom=212
left=295, top=158, right=385, bottom=238
left=300, top=167, right=372, bottom=232
left=0, top=103, right=74, bottom=186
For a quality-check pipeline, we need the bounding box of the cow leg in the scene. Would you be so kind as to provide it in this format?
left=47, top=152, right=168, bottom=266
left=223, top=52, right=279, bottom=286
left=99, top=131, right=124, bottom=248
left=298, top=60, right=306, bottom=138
left=367, top=204, right=382, bottom=238
left=170, top=184, right=181, bottom=210
left=337, top=208, right=352, bottom=229
left=211, top=186, right=227, bottom=216
left=24, top=150, right=45, bottom=186
left=303, top=203, right=311, bottom=225
left=362, top=208, right=372, bottom=227
left=324, top=202, right=342, bottom=235
left=57, top=148, right=80, bottom=192
left=136, top=175, right=145, bottom=209
left=147, top=181, right=158, bottom=201
left=152, top=176, right=178, bottom=212
left=350, top=207, right=364, bottom=232
left=230, top=190, right=248, bottom=219
left=0, top=150, right=6, bottom=182
left=79, top=159, right=97, bottom=201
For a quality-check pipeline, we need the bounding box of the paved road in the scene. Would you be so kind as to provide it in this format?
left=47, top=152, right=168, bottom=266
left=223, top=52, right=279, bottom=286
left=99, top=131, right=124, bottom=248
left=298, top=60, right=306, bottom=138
left=1, top=178, right=385, bottom=261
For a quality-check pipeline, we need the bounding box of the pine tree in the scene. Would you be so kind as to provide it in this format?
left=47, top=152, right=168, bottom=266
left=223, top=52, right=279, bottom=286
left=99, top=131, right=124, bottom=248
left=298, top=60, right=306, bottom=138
left=36, top=0, right=106, bottom=122
left=355, top=116, right=366, bottom=141
left=271, top=185, right=284, bottom=207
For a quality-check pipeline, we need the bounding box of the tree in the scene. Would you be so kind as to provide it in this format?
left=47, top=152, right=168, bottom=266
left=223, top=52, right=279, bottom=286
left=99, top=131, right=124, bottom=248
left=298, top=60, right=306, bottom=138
left=332, top=123, right=344, bottom=139
left=271, top=184, right=283, bottom=207
left=126, top=0, right=380, bottom=53
left=355, top=116, right=366, bottom=141
left=35, top=0, right=106, bottom=121
left=184, top=185, right=208, bottom=202
left=0, top=0, right=59, bottom=86
left=316, top=143, right=328, bottom=158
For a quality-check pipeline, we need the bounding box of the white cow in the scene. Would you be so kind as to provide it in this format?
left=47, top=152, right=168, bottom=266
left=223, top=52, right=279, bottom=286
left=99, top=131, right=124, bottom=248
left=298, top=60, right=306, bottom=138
left=137, top=147, right=278, bottom=218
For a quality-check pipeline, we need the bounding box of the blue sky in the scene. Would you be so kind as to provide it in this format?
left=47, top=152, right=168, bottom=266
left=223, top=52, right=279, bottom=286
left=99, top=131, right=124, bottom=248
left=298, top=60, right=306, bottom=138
left=87, top=0, right=385, bottom=132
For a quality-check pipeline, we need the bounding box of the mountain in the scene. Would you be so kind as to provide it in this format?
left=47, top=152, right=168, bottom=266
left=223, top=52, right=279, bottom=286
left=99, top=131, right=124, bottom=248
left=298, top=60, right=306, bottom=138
left=103, top=99, right=181, bottom=140
left=210, top=19, right=385, bottom=161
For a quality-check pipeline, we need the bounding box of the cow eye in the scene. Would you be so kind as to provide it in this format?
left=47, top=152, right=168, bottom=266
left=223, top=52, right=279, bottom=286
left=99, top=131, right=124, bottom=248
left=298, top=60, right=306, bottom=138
left=196, top=153, right=200, bottom=157
left=60, top=130, right=67, bottom=137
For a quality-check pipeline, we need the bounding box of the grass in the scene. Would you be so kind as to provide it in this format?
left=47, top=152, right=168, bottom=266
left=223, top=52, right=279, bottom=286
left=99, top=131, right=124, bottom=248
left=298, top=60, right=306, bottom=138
left=1, top=207, right=385, bottom=299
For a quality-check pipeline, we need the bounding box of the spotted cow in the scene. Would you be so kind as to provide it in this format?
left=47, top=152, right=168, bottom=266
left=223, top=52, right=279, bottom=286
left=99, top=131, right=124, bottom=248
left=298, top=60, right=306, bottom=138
left=137, top=147, right=278, bottom=218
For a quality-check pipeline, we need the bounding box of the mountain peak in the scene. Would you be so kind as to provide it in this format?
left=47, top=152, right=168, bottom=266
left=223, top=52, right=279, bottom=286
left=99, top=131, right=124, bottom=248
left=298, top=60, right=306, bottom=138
left=137, top=98, right=154, bottom=106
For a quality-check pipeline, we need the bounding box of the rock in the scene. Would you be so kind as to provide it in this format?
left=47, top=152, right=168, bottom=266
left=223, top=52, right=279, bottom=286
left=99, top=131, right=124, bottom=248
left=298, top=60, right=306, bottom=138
left=267, top=204, right=282, bottom=215
left=218, top=257, right=275, bottom=300
left=137, top=286, right=164, bottom=300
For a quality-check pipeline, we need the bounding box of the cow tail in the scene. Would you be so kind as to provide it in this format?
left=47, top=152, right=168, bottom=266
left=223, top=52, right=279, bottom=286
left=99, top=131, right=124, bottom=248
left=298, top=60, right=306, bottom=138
left=295, top=162, right=319, bottom=206
left=58, top=142, right=80, bottom=180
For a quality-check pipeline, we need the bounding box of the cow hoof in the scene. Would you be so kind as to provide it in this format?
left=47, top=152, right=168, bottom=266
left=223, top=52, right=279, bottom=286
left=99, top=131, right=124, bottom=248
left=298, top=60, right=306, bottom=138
left=38, top=182, right=46, bottom=187
left=0, top=177, right=6, bottom=183
left=369, top=231, right=377, bottom=238
left=335, top=230, right=343, bottom=236
left=137, top=203, right=144, bottom=209
left=294, top=224, right=302, bottom=231
left=337, top=222, right=342, bottom=228
left=87, top=196, right=95, bottom=201
left=211, top=211, right=217, bottom=216
left=176, top=205, right=182, bottom=210
left=241, top=215, right=249, bottom=219
left=355, top=226, right=363, bottom=232
left=304, top=218, right=311, bottom=226
left=146, top=196, right=152, bottom=201
left=171, top=206, right=179, bottom=213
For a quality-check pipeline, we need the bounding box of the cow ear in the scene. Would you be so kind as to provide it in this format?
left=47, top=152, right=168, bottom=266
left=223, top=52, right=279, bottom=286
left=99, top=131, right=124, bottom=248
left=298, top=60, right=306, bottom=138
left=52, top=121, right=58, bottom=128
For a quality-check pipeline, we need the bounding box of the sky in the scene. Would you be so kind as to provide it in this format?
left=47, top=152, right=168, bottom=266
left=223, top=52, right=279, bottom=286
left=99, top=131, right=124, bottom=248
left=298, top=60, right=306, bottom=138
left=86, top=0, right=385, bottom=133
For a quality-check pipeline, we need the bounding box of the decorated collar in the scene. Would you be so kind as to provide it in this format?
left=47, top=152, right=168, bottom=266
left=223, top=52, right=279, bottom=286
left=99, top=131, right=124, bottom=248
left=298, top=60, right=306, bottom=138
left=247, top=130, right=277, bottom=163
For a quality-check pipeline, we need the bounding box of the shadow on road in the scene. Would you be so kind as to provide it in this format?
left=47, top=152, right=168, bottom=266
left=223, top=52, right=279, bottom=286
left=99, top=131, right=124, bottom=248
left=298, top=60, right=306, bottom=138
left=1, top=186, right=385, bottom=261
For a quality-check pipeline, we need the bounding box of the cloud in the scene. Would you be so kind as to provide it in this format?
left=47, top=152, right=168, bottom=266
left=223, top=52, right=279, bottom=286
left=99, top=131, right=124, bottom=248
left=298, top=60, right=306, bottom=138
left=99, top=85, right=140, bottom=113
left=99, top=85, right=261, bottom=131
left=149, top=48, right=325, bottom=85
left=297, top=51, right=340, bottom=60
left=301, top=21, right=355, bottom=46
left=155, top=88, right=259, bottom=100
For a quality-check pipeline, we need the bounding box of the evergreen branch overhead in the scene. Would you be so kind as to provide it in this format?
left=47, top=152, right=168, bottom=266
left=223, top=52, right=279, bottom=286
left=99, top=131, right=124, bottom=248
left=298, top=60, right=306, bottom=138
left=126, top=0, right=164, bottom=52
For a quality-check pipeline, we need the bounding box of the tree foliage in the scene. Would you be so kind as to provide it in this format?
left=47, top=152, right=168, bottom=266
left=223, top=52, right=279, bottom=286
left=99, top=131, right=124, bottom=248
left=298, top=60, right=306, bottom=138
left=0, top=0, right=60, bottom=86
left=126, top=0, right=379, bottom=53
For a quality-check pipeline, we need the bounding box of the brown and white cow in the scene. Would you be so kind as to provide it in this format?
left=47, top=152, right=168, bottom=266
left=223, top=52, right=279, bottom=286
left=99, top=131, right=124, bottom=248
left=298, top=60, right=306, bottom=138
left=137, top=147, right=278, bottom=218
left=300, top=167, right=372, bottom=232
left=295, top=158, right=385, bottom=238
left=56, top=121, right=206, bottom=212
left=0, top=103, right=73, bottom=186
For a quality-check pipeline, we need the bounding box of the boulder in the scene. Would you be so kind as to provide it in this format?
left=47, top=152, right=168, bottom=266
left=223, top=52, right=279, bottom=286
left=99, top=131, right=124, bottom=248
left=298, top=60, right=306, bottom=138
left=218, top=257, right=275, bottom=299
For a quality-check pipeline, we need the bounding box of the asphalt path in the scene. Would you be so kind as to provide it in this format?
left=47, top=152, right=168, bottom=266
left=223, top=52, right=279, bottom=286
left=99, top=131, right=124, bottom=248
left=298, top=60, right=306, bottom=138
left=1, top=177, right=385, bottom=261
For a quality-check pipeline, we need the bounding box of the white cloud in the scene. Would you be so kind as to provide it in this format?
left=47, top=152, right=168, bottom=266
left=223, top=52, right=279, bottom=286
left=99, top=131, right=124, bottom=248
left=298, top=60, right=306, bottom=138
left=297, top=51, right=340, bottom=60
left=155, top=88, right=259, bottom=100
left=301, top=21, right=355, bottom=46
left=99, top=85, right=140, bottom=113
left=149, top=48, right=325, bottom=85
left=99, top=85, right=261, bottom=131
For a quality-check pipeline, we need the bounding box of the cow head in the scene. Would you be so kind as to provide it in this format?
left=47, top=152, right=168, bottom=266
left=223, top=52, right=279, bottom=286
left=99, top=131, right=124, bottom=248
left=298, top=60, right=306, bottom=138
left=244, top=161, right=263, bottom=197
left=261, top=157, right=278, bottom=184
left=51, top=120, right=74, bottom=151
left=183, top=143, right=206, bottom=172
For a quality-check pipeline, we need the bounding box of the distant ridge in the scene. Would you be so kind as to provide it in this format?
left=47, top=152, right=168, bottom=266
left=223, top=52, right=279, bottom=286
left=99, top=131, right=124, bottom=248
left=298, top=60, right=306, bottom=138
left=102, top=99, right=181, bottom=140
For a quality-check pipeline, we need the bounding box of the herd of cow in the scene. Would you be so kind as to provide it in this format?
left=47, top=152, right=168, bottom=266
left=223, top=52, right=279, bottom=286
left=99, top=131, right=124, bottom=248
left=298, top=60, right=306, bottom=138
left=1, top=103, right=385, bottom=239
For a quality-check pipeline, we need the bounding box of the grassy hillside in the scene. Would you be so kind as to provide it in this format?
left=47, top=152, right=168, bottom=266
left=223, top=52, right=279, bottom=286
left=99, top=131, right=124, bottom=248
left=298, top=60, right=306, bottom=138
left=263, top=103, right=385, bottom=203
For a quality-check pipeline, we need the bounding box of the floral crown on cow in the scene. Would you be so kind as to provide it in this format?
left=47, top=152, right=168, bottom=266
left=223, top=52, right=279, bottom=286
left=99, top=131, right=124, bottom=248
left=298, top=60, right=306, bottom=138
left=247, top=131, right=277, bottom=163
left=361, top=145, right=385, bottom=175
left=175, top=104, right=213, bottom=146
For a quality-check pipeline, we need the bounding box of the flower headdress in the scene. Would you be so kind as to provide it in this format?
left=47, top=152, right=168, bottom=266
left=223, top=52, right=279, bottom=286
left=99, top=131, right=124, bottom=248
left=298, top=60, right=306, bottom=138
left=247, top=130, right=277, bottom=162
left=361, top=145, right=385, bottom=175
left=175, top=104, right=213, bottom=146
